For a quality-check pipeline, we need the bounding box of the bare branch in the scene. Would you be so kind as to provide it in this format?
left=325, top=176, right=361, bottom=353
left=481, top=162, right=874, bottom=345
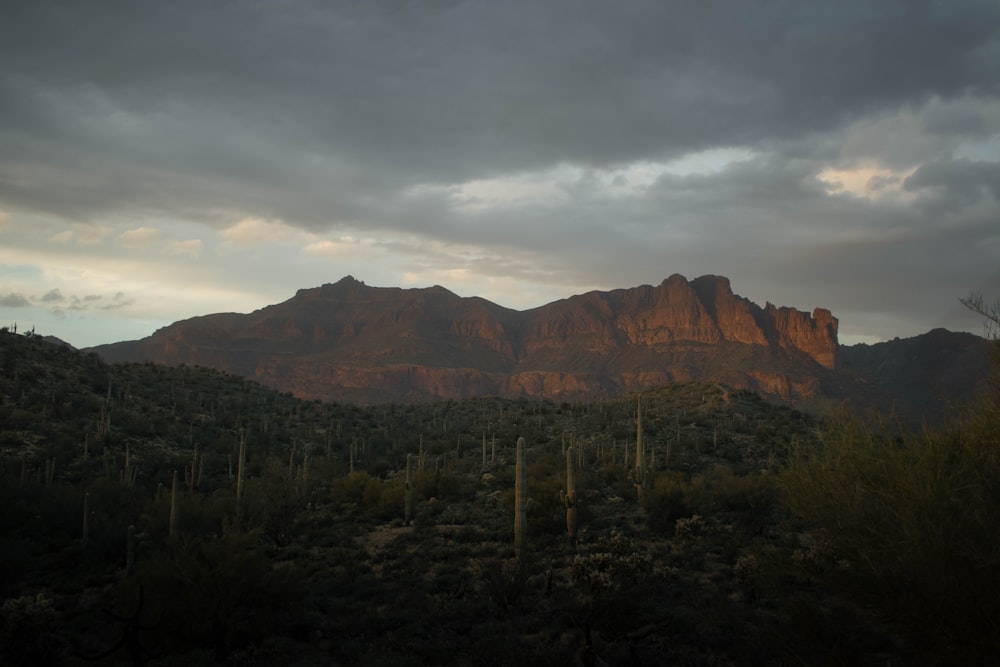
left=960, top=292, right=1000, bottom=340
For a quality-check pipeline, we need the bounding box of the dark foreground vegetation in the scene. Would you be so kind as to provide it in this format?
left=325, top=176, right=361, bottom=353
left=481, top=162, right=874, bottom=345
left=1, top=328, right=998, bottom=666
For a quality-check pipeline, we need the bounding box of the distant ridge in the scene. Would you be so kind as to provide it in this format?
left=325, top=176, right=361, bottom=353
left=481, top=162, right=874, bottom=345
left=88, top=275, right=989, bottom=421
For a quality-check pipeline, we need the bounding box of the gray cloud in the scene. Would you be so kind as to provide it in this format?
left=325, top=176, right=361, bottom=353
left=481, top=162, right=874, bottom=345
left=903, top=159, right=1000, bottom=213
left=68, top=295, right=93, bottom=311
left=2, top=1, right=998, bottom=224
left=0, top=0, right=998, bottom=344
left=99, top=296, right=134, bottom=311
left=0, top=292, right=31, bottom=307
left=40, top=288, right=64, bottom=303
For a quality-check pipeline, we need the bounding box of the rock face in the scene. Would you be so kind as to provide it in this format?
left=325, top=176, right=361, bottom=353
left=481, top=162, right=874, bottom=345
left=90, top=274, right=849, bottom=405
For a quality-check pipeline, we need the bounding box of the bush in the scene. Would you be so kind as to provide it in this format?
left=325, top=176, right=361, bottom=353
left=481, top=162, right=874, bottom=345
left=642, top=471, right=693, bottom=530
left=132, top=524, right=302, bottom=659
left=330, top=471, right=373, bottom=506
left=0, top=593, right=62, bottom=666
left=780, top=395, right=1000, bottom=661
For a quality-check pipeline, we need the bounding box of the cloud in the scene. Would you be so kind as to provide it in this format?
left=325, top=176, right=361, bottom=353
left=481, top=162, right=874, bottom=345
left=0, top=292, right=31, bottom=307
left=40, top=288, right=64, bottom=303
left=2, top=1, right=997, bottom=227
left=0, top=1, right=998, bottom=346
left=170, top=239, right=203, bottom=259
left=903, top=158, right=1000, bottom=213
left=220, top=218, right=293, bottom=246
left=117, top=226, right=160, bottom=249
left=48, top=224, right=112, bottom=246
left=816, top=163, right=919, bottom=201
left=100, top=293, right=134, bottom=310
left=302, top=238, right=357, bottom=259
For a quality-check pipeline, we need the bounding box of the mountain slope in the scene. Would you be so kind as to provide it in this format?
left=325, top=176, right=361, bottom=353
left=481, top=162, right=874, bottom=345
left=90, top=275, right=840, bottom=402
left=88, top=274, right=989, bottom=420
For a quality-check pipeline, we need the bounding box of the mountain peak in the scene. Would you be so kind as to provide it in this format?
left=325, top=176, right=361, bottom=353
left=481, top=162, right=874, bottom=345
left=83, top=276, right=988, bottom=420
left=323, top=275, right=367, bottom=291
left=294, top=276, right=368, bottom=299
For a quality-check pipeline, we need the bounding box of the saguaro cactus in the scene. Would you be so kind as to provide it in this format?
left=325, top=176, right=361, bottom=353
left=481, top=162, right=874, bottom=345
left=186, top=445, right=199, bottom=492
left=45, top=457, right=56, bottom=487
left=120, top=444, right=137, bottom=487
left=169, top=470, right=178, bottom=539
left=404, top=453, right=413, bottom=526
left=236, top=430, right=247, bottom=516
left=514, top=437, right=527, bottom=561
left=82, top=492, right=90, bottom=544
left=635, top=395, right=649, bottom=504
left=562, top=445, right=578, bottom=549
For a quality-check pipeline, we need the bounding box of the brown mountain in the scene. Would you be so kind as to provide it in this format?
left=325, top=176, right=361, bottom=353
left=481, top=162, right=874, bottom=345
left=835, top=328, right=992, bottom=423
left=88, top=274, right=989, bottom=420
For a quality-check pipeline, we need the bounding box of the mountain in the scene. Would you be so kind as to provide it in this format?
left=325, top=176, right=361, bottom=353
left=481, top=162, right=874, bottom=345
left=837, top=328, right=992, bottom=422
left=88, top=274, right=989, bottom=420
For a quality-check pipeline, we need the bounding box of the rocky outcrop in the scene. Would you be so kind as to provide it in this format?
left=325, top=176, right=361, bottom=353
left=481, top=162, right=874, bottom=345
left=90, top=274, right=845, bottom=405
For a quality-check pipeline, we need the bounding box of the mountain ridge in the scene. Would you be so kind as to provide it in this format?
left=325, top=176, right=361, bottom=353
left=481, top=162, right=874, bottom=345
left=87, top=274, right=988, bottom=420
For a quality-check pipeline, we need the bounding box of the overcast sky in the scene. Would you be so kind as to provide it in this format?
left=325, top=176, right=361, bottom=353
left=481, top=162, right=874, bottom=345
left=1, top=1, right=998, bottom=348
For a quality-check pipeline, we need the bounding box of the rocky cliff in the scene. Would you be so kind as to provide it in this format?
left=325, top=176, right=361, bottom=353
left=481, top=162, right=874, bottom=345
left=90, top=274, right=851, bottom=406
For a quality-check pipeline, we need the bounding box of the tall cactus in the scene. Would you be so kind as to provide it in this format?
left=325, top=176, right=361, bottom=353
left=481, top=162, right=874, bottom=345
left=121, top=444, right=137, bottom=487
left=236, top=429, right=247, bottom=516
left=514, top=436, right=527, bottom=561
left=635, top=395, right=649, bottom=504
left=404, top=453, right=413, bottom=526
left=562, top=445, right=578, bottom=549
left=169, top=470, right=178, bottom=539
left=186, top=445, right=199, bottom=492
left=82, top=492, right=90, bottom=545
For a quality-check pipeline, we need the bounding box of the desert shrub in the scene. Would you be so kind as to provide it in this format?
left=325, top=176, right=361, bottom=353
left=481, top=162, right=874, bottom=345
left=242, top=457, right=310, bottom=545
left=780, top=395, right=1000, bottom=661
left=372, top=474, right=405, bottom=520
left=330, top=470, right=373, bottom=506
left=567, top=529, right=672, bottom=649
left=329, top=468, right=409, bottom=520
left=132, top=524, right=302, bottom=660
left=0, top=593, right=63, bottom=666
left=413, top=467, right=473, bottom=503
left=476, top=557, right=529, bottom=615
left=686, top=465, right=778, bottom=536
left=642, top=465, right=778, bottom=537
left=0, top=537, right=34, bottom=590
left=642, top=470, right=694, bottom=530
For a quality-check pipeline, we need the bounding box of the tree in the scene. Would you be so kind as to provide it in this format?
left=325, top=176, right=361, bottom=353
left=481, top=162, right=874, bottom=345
left=960, top=291, right=1000, bottom=340
left=961, top=291, right=1000, bottom=388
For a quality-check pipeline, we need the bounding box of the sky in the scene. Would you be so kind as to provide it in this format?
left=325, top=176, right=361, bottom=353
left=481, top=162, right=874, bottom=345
left=1, top=1, right=999, bottom=349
